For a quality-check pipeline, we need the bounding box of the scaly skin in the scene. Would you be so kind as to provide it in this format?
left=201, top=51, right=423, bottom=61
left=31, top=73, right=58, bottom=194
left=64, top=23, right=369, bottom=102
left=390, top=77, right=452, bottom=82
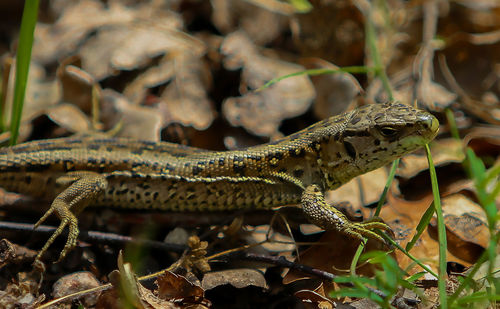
left=0, top=102, right=439, bottom=262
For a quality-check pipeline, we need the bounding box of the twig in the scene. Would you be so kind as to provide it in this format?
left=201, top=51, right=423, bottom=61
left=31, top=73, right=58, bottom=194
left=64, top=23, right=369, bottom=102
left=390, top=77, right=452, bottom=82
left=0, top=221, right=187, bottom=253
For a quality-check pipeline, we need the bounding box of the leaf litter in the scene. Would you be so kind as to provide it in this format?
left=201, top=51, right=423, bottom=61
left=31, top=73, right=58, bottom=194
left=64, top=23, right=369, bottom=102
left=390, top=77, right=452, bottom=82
left=0, top=0, right=498, bottom=307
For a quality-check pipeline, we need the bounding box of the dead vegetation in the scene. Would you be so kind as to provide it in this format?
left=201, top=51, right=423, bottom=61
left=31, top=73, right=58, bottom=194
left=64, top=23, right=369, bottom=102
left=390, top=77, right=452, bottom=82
left=0, top=0, right=499, bottom=308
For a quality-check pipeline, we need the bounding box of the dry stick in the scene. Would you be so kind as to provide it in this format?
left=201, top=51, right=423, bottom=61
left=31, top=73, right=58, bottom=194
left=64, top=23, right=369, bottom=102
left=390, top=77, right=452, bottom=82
left=0, top=221, right=188, bottom=253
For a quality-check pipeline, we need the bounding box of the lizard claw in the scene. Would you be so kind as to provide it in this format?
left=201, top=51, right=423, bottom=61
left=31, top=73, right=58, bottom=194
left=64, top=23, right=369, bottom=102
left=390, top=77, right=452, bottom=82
left=33, top=207, right=55, bottom=229
left=34, top=199, right=79, bottom=263
left=340, top=217, right=393, bottom=245
left=33, top=171, right=107, bottom=263
left=301, top=185, right=394, bottom=246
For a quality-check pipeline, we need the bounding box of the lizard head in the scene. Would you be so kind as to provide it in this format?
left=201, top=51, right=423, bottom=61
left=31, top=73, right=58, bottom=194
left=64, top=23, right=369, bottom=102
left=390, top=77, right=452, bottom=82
left=319, top=102, right=439, bottom=188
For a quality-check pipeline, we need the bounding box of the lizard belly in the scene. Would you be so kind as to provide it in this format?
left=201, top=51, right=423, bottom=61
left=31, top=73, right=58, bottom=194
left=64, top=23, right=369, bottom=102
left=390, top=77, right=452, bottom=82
left=96, top=176, right=303, bottom=211
left=0, top=172, right=63, bottom=200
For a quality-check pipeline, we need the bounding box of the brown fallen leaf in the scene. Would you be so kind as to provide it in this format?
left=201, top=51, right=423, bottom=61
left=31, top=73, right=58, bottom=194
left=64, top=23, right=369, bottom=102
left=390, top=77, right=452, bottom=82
left=244, top=224, right=296, bottom=254
left=80, top=18, right=204, bottom=80
left=57, top=60, right=96, bottom=114
left=0, top=281, right=45, bottom=309
left=100, top=89, right=163, bottom=141
left=32, top=0, right=213, bottom=134
left=440, top=194, right=490, bottom=248
left=4, top=60, right=59, bottom=131
left=201, top=268, right=267, bottom=291
left=426, top=194, right=492, bottom=264
left=46, top=103, right=92, bottom=133
left=0, top=239, right=16, bottom=266
left=159, top=53, right=215, bottom=130
left=99, top=253, right=181, bottom=309
left=283, top=230, right=387, bottom=285
left=381, top=192, right=484, bottom=274
left=156, top=271, right=208, bottom=306
left=414, top=0, right=458, bottom=112
left=465, top=126, right=500, bottom=162
left=33, top=0, right=136, bottom=65
left=295, top=285, right=335, bottom=309
left=221, top=31, right=315, bottom=138
left=398, top=138, right=465, bottom=179
left=122, top=54, right=176, bottom=105
left=300, top=58, right=362, bottom=120
left=325, top=167, right=388, bottom=218
left=211, top=0, right=292, bottom=45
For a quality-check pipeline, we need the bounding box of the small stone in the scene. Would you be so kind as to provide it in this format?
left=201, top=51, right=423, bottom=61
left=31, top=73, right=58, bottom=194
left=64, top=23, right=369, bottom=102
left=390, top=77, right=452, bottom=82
left=52, top=271, right=101, bottom=307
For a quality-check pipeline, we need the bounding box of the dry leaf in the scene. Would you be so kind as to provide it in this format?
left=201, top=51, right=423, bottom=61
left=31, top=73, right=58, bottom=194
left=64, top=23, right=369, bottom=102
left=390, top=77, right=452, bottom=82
left=100, top=89, right=163, bottom=141
left=0, top=281, right=45, bottom=309
left=440, top=194, right=490, bottom=248
left=159, top=54, right=214, bottom=130
left=300, top=58, right=362, bottom=119
left=221, top=31, right=315, bottom=138
left=244, top=225, right=296, bottom=253
left=295, top=286, right=335, bottom=309
left=57, top=62, right=96, bottom=114
left=201, top=268, right=267, bottom=290
left=211, top=0, right=292, bottom=45
left=33, top=0, right=136, bottom=65
left=4, top=60, right=60, bottom=127
left=283, top=230, right=386, bottom=285
left=382, top=192, right=481, bottom=273
left=45, top=103, right=92, bottom=133
left=80, top=19, right=204, bottom=80
left=122, top=54, right=176, bottom=105
left=156, top=271, right=206, bottom=305
left=325, top=167, right=388, bottom=215
left=397, top=138, right=465, bottom=179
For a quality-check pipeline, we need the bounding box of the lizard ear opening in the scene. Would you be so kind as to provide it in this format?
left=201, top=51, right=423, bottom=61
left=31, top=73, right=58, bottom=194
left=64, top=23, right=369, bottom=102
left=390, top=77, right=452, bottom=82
left=343, top=141, right=357, bottom=159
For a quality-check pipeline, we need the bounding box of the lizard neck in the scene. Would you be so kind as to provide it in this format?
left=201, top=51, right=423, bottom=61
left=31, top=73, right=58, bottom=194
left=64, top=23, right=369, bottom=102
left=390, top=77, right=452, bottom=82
left=308, top=110, right=363, bottom=191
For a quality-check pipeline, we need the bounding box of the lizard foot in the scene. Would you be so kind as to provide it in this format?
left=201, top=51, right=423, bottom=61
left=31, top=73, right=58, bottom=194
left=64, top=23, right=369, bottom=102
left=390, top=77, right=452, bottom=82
left=34, top=198, right=79, bottom=263
left=338, top=217, right=393, bottom=244
left=33, top=171, right=107, bottom=263
left=301, top=184, right=393, bottom=245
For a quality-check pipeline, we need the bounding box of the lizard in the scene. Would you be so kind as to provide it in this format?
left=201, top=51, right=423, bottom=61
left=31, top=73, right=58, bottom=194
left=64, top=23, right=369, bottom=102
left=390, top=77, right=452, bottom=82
left=0, top=102, right=439, bottom=263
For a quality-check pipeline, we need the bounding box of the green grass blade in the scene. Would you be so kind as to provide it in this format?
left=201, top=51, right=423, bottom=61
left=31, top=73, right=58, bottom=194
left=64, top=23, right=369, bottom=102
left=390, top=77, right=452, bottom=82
left=406, top=271, right=426, bottom=283
left=405, top=201, right=435, bottom=252
left=454, top=290, right=500, bottom=305
left=362, top=0, right=398, bottom=219
left=363, top=2, right=392, bottom=100
left=374, top=158, right=398, bottom=217
left=383, top=235, right=438, bottom=279
left=425, top=144, right=447, bottom=308
left=256, top=66, right=376, bottom=92
left=350, top=239, right=367, bottom=275
left=445, top=108, right=460, bottom=140
left=10, top=0, right=39, bottom=145
left=287, top=0, right=313, bottom=13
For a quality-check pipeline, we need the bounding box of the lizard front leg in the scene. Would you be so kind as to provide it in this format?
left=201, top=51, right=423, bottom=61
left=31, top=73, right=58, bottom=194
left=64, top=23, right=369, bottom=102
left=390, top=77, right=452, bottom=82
left=301, top=184, right=392, bottom=244
left=34, top=171, right=108, bottom=263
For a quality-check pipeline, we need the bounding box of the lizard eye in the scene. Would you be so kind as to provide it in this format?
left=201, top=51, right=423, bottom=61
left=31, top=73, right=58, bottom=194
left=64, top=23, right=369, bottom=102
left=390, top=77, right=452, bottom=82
left=379, top=126, right=398, bottom=137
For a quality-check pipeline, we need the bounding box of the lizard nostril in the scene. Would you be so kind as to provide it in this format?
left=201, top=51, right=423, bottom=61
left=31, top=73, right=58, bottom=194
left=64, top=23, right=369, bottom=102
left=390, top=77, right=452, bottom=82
left=417, top=113, right=439, bottom=134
